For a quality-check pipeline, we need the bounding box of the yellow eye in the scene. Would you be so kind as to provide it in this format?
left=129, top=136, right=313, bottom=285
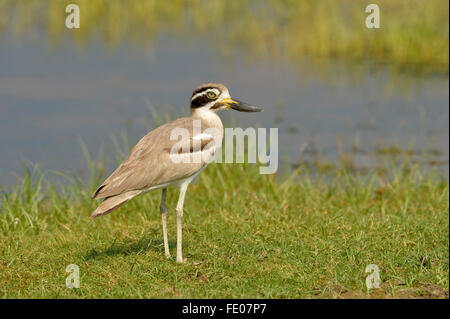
left=207, top=91, right=217, bottom=99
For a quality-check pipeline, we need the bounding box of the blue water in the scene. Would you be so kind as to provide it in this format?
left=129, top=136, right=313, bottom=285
left=0, top=33, right=448, bottom=185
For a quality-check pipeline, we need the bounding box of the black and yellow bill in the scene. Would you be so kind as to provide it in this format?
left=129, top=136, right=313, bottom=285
left=222, top=97, right=262, bottom=112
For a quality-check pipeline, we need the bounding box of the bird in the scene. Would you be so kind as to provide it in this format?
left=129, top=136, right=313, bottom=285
left=91, top=83, right=262, bottom=262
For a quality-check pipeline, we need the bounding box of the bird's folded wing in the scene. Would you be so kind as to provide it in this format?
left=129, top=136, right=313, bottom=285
left=92, top=117, right=219, bottom=199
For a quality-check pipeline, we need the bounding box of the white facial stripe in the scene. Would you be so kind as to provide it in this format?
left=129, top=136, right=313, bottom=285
left=191, top=88, right=220, bottom=101
left=202, top=90, right=230, bottom=110
left=191, top=92, right=205, bottom=101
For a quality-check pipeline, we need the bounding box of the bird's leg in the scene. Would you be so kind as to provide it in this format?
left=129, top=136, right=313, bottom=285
left=160, top=188, right=170, bottom=258
left=176, top=184, right=188, bottom=263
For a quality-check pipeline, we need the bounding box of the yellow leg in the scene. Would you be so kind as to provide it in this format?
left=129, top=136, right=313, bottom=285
left=160, top=189, right=170, bottom=258
left=176, top=184, right=188, bottom=263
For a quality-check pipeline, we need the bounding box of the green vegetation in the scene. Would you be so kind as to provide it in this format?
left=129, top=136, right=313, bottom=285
left=0, top=0, right=448, bottom=299
left=1, top=0, right=448, bottom=74
left=0, top=152, right=448, bottom=298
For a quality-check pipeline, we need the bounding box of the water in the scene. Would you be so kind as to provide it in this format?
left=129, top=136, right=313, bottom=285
left=0, top=32, right=448, bottom=186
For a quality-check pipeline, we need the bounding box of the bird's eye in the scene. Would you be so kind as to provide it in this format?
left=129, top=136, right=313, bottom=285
left=206, top=91, right=217, bottom=99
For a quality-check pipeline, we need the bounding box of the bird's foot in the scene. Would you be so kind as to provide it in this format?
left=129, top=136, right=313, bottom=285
left=176, top=256, right=187, bottom=263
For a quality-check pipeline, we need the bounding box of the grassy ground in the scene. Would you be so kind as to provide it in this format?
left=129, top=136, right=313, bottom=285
left=0, top=158, right=448, bottom=298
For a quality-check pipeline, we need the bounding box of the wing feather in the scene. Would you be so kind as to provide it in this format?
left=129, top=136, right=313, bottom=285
left=92, top=117, right=219, bottom=199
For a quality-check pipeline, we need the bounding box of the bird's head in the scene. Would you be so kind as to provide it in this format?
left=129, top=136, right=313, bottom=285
left=190, top=83, right=262, bottom=114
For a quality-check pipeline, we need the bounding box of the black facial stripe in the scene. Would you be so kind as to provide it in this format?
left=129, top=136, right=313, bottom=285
left=191, top=95, right=212, bottom=108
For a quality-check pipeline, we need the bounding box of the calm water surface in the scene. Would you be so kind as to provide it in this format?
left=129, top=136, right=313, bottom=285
left=0, top=33, right=448, bottom=185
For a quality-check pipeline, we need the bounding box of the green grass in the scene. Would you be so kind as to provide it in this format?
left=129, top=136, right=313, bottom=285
left=1, top=0, right=448, bottom=74
left=0, top=157, right=448, bottom=298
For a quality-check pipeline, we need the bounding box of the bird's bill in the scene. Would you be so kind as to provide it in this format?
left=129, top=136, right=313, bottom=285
left=222, top=98, right=262, bottom=112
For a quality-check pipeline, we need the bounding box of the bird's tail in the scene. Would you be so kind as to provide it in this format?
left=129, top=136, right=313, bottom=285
left=91, top=190, right=141, bottom=218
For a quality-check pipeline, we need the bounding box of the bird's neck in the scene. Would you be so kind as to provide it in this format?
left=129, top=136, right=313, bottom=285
left=191, top=108, right=223, bottom=130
